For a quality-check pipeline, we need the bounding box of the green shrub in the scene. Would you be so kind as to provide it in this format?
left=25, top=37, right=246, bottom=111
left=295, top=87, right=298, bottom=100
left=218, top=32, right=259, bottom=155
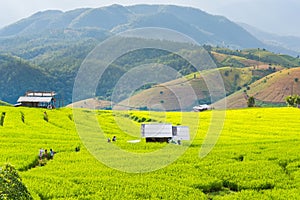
left=140, top=117, right=147, bottom=122
left=223, top=180, right=239, bottom=191
left=194, top=180, right=223, bottom=193
left=43, top=111, right=48, bottom=122
left=0, top=112, right=6, bottom=126
left=68, top=114, right=73, bottom=121
left=20, top=111, right=25, bottom=123
left=0, top=164, right=33, bottom=199
left=247, top=96, right=255, bottom=107
left=238, top=155, right=244, bottom=161
left=257, top=182, right=275, bottom=190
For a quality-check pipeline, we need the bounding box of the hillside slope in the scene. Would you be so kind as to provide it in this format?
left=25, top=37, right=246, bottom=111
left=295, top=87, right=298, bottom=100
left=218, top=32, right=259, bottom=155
left=213, top=67, right=300, bottom=108
left=70, top=47, right=299, bottom=110
left=0, top=54, right=54, bottom=103
left=66, top=98, right=111, bottom=109
left=212, top=47, right=300, bottom=68
left=0, top=5, right=299, bottom=105
left=0, top=100, right=11, bottom=106
left=113, top=65, right=282, bottom=111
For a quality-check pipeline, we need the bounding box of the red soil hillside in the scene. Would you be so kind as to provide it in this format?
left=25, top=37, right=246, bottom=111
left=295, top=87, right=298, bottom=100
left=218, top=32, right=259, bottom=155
left=113, top=66, right=280, bottom=111
left=213, top=67, right=300, bottom=109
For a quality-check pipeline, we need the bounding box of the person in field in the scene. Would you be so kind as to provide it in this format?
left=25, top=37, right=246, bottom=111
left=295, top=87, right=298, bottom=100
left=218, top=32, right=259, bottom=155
left=112, top=136, right=116, bottom=142
left=39, top=148, right=44, bottom=159
left=50, top=149, right=54, bottom=159
left=44, top=149, right=48, bottom=159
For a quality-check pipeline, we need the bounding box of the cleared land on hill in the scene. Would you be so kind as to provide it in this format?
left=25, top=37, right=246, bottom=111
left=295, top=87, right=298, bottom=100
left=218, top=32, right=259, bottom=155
left=214, top=67, right=300, bottom=108
left=114, top=65, right=284, bottom=111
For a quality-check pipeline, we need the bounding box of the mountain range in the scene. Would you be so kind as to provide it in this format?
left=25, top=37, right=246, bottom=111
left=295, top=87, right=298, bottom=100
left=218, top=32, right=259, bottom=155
left=239, top=23, right=300, bottom=56
left=0, top=4, right=299, bottom=107
left=0, top=4, right=272, bottom=48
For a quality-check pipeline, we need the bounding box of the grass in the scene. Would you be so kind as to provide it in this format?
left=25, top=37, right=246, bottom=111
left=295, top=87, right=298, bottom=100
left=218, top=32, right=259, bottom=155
left=0, top=100, right=11, bottom=106
left=0, top=106, right=300, bottom=199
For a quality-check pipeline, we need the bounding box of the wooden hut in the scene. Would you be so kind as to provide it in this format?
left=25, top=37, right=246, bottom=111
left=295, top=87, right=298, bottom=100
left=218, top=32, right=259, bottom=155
left=16, top=91, right=56, bottom=108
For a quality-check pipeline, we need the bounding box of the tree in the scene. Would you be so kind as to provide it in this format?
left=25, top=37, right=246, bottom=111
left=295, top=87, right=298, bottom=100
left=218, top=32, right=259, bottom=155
left=295, top=95, right=300, bottom=107
left=286, top=95, right=295, bottom=107
left=0, top=164, right=33, bottom=199
left=285, top=95, right=300, bottom=107
left=247, top=96, right=255, bottom=107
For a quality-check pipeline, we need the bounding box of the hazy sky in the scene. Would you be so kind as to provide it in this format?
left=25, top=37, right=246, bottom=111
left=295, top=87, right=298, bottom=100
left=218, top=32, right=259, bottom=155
left=1, top=0, right=299, bottom=36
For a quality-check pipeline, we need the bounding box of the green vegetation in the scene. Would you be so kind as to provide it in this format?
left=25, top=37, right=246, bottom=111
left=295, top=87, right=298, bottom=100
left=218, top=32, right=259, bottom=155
left=253, top=99, right=286, bottom=108
left=1, top=4, right=300, bottom=107
left=247, top=96, right=255, bottom=107
left=214, top=48, right=300, bottom=68
left=0, top=54, right=54, bottom=104
left=0, top=42, right=200, bottom=105
left=1, top=35, right=299, bottom=106
left=0, top=106, right=300, bottom=199
left=286, top=95, right=300, bottom=107
left=0, top=164, right=33, bottom=199
left=0, top=100, right=11, bottom=106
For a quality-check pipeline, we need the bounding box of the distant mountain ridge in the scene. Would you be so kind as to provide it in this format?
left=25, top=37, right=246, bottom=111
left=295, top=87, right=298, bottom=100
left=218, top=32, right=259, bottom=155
left=0, top=4, right=263, bottom=49
left=239, top=22, right=300, bottom=55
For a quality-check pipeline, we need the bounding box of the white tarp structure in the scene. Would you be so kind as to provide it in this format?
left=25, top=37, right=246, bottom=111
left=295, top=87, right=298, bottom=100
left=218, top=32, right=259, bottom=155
left=172, top=126, right=190, bottom=141
left=141, top=124, right=173, bottom=138
left=141, top=124, right=190, bottom=142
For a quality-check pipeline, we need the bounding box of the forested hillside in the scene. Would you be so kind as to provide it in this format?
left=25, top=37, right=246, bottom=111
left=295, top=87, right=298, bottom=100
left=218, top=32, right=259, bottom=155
left=0, top=42, right=299, bottom=106
left=0, top=4, right=300, bottom=106
left=0, top=54, right=53, bottom=103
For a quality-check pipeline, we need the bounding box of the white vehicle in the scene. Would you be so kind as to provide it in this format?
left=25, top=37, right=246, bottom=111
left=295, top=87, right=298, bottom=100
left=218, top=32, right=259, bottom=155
left=193, top=104, right=210, bottom=112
